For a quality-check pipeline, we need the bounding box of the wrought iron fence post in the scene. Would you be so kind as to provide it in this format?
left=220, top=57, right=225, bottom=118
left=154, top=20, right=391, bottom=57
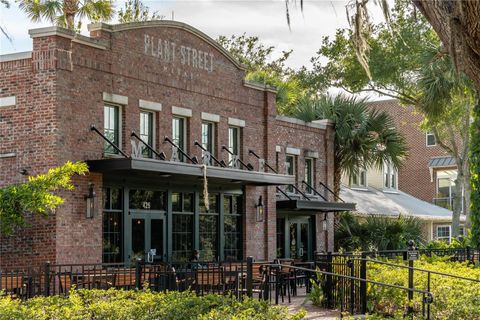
left=246, top=256, right=253, bottom=298
left=360, top=253, right=367, bottom=314
left=135, top=259, right=142, bottom=290
left=43, top=261, right=50, bottom=297
left=466, top=246, right=471, bottom=262
left=348, top=259, right=355, bottom=315
left=326, top=252, right=333, bottom=308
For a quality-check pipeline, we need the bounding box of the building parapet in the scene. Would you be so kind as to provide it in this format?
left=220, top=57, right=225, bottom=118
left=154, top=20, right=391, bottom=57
left=276, top=115, right=333, bottom=130
left=28, top=26, right=108, bottom=50
left=0, top=51, right=32, bottom=62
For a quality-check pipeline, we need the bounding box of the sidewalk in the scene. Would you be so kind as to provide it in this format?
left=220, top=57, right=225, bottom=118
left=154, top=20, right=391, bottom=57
left=278, top=287, right=341, bottom=319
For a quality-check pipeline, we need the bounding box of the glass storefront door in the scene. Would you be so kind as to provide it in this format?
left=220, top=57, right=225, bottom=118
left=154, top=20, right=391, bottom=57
left=278, top=216, right=313, bottom=261
left=127, top=212, right=166, bottom=262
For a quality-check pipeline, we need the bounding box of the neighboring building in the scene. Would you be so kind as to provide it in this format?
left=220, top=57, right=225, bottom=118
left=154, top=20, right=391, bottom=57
left=336, top=99, right=469, bottom=244
left=0, top=21, right=353, bottom=270
left=341, top=187, right=466, bottom=243
left=368, top=100, right=460, bottom=211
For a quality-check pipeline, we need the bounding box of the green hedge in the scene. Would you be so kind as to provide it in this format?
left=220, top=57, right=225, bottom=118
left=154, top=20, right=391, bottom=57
left=367, top=256, right=480, bottom=319
left=0, top=289, right=306, bottom=320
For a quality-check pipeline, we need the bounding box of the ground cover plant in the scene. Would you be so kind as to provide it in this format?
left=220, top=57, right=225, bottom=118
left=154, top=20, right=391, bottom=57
left=0, top=288, right=306, bottom=320
left=366, top=256, right=480, bottom=319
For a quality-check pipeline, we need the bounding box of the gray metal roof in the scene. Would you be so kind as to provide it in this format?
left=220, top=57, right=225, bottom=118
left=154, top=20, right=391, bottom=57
left=428, top=156, right=456, bottom=168
left=87, top=158, right=295, bottom=186
left=340, top=186, right=456, bottom=220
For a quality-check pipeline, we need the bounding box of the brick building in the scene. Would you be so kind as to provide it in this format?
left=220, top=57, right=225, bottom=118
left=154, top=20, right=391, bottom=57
left=0, top=21, right=353, bottom=269
left=368, top=99, right=458, bottom=205
left=364, top=99, right=463, bottom=242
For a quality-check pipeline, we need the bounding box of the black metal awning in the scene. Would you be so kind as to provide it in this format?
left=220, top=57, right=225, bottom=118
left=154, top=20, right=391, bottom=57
left=87, top=158, right=295, bottom=186
left=276, top=199, right=356, bottom=213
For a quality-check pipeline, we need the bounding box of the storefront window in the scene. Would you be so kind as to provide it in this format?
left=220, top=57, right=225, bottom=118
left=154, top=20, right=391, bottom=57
left=129, top=189, right=166, bottom=210
left=172, top=192, right=195, bottom=261
left=199, top=194, right=219, bottom=261
left=276, top=218, right=285, bottom=258
left=224, top=195, right=243, bottom=260
left=103, top=187, right=123, bottom=263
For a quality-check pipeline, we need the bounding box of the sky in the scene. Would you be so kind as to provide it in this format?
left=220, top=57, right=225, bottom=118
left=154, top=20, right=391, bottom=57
left=0, top=0, right=387, bottom=98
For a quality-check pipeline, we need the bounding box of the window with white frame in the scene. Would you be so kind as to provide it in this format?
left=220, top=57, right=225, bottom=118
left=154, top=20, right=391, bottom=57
left=286, top=155, right=296, bottom=193
left=383, top=161, right=398, bottom=190
left=104, top=104, right=121, bottom=154
left=228, top=126, right=240, bottom=167
left=351, top=169, right=367, bottom=188
left=172, top=117, right=186, bottom=161
left=436, top=225, right=451, bottom=243
left=140, top=110, right=154, bottom=158
left=426, top=132, right=436, bottom=146
left=304, top=158, right=314, bottom=194
left=201, top=122, right=215, bottom=156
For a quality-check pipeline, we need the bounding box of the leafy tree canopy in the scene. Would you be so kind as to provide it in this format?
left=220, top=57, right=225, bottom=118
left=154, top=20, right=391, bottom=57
left=217, top=34, right=312, bottom=115
left=17, top=0, right=114, bottom=30
left=310, top=0, right=439, bottom=104
left=117, top=0, right=163, bottom=24
left=0, top=161, right=88, bottom=236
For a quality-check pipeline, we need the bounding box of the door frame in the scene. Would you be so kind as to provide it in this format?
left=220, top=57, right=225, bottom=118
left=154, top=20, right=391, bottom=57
left=124, top=209, right=167, bottom=263
left=281, top=215, right=313, bottom=261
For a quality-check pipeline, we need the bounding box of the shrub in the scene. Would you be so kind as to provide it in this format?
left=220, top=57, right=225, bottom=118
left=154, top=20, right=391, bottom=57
left=366, top=256, right=480, bottom=319
left=0, top=289, right=306, bottom=320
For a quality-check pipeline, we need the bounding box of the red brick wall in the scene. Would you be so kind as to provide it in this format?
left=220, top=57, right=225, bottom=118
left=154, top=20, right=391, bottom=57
left=0, top=22, right=336, bottom=267
left=368, top=100, right=452, bottom=203
left=273, top=118, right=336, bottom=252
left=0, top=42, right=61, bottom=269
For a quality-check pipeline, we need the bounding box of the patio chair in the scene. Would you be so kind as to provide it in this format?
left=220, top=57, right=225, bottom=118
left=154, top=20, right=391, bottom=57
left=194, top=266, right=225, bottom=295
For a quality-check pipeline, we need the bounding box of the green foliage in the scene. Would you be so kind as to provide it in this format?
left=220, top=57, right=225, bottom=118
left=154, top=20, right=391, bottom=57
left=311, top=0, right=438, bottom=102
left=216, top=34, right=292, bottom=76
left=217, top=34, right=309, bottom=115
left=335, top=212, right=424, bottom=251
left=424, top=231, right=472, bottom=249
left=17, top=0, right=114, bottom=30
left=0, top=289, right=306, bottom=320
left=471, top=103, right=480, bottom=247
left=0, top=161, right=88, bottom=236
left=366, top=257, right=480, bottom=319
left=292, top=94, right=408, bottom=195
left=306, top=268, right=325, bottom=306
left=117, top=0, right=163, bottom=23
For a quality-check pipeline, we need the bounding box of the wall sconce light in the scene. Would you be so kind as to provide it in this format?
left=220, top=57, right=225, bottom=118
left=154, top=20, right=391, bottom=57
left=255, top=196, right=264, bottom=222
left=322, top=213, right=328, bottom=231
left=84, top=183, right=96, bottom=219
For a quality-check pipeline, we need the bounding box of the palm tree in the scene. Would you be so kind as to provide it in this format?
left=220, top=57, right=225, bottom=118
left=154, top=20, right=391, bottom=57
left=18, top=0, right=114, bottom=30
left=335, top=212, right=424, bottom=251
left=292, top=94, right=408, bottom=197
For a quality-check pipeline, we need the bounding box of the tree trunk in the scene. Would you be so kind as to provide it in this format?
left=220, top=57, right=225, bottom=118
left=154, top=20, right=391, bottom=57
left=413, top=0, right=480, bottom=91
left=465, top=166, right=472, bottom=228
left=452, top=168, right=463, bottom=238
left=333, top=158, right=342, bottom=199
left=63, top=0, right=78, bottom=30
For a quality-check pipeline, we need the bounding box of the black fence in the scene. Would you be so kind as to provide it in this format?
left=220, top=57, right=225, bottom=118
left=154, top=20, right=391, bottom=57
left=314, top=249, right=480, bottom=318
left=0, top=259, right=258, bottom=299
left=354, top=247, right=480, bottom=263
